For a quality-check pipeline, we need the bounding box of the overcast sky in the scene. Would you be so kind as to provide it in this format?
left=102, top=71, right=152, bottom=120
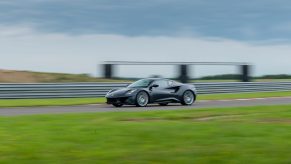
left=0, top=0, right=291, bottom=77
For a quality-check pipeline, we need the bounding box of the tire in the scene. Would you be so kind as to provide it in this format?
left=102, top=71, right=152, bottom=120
left=159, top=103, right=169, bottom=106
left=112, top=103, right=123, bottom=107
left=135, top=91, right=149, bottom=107
left=181, top=90, right=195, bottom=106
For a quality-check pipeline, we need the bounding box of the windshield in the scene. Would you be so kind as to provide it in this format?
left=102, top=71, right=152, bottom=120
left=127, top=79, right=153, bottom=88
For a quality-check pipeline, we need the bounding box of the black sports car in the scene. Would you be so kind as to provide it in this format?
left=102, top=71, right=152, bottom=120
left=106, top=78, right=197, bottom=107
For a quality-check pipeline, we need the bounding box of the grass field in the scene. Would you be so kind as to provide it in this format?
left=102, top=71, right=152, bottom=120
left=0, top=97, right=106, bottom=107
left=0, top=69, right=131, bottom=83
left=1, top=105, right=291, bottom=163
left=0, top=91, right=291, bottom=108
left=199, top=91, right=291, bottom=100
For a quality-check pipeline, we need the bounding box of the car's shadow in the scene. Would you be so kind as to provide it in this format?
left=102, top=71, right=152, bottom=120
left=105, top=103, right=193, bottom=109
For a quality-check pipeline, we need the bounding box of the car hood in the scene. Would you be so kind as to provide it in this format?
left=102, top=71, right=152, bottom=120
left=106, top=88, right=137, bottom=98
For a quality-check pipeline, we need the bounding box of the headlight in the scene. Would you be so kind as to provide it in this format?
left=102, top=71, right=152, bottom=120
left=126, top=89, right=137, bottom=95
left=106, top=89, right=114, bottom=95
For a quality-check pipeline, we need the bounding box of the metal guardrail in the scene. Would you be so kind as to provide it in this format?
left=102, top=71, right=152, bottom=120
left=0, top=82, right=291, bottom=99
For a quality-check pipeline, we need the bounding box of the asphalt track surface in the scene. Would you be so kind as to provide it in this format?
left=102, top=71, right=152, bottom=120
left=0, top=97, right=291, bottom=116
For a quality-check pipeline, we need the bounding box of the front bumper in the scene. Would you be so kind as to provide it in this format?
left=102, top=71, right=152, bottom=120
left=106, top=96, right=135, bottom=105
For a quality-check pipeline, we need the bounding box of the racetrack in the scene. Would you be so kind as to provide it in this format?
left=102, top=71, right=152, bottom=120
left=0, top=96, right=291, bottom=116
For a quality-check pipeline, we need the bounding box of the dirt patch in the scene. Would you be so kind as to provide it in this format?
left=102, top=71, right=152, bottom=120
left=195, top=114, right=244, bottom=121
left=0, top=70, right=39, bottom=83
left=120, top=114, right=246, bottom=122
left=120, top=117, right=164, bottom=122
left=257, top=118, right=291, bottom=124
left=0, top=69, right=99, bottom=83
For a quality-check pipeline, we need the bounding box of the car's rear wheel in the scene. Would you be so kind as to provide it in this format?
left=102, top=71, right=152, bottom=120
left=112, top=103, right=123, bottom=107
left=181, top=90, right=195, bottom=105
left=159, top=103, right=168, bottom=106
left=136, top=91, right=149, bottom=107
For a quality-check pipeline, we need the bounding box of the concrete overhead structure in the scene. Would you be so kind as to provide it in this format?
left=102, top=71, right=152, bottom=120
left=102, top=61, right=252, bottom=83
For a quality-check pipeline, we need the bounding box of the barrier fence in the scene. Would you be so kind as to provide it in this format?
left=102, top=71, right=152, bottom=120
left=0, top=82, right=291, bottom=99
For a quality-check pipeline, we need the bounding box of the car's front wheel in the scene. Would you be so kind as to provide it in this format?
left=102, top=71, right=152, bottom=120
left=136, top=91, right=149, bottom=107
left=181, top=90, right=195, bottom=105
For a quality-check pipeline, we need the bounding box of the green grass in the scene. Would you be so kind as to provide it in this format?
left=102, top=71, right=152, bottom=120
left=1, top=105, right=291, bottom=163
left=0, top=91, right=291, bottom=108
left=0, top=98, right=105, bottom=107
left=199, top=91, right=291, bottom=100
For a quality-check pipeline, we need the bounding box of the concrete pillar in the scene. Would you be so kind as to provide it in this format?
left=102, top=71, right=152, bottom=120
left=179, top=65, right=189, bottom=83
left=241, top=65, right=251, bottom=82
left=103, top=64, right=114, bottom=79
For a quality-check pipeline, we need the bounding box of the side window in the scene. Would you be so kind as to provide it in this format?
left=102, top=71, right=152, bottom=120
left=168, top=80, right=174, bottom=86
left=154, top=80, right=169, bottom=88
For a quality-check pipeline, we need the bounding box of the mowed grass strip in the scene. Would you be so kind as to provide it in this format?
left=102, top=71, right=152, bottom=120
left=199, top=91, right=291, bottom=100
left=0, top=91, right=291, bottom=107
left=1, top=105, right=291, bottom=163
left=0, top=97, right=106, bottom=107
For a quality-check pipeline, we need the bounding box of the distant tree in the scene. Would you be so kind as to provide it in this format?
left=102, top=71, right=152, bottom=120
left=257, top=74, right=291, bottom=79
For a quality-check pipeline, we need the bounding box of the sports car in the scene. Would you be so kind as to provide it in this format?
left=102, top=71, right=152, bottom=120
left=105, top=78, right=197, bottom=107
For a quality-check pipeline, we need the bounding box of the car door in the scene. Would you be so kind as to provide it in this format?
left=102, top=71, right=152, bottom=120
left=167, top=80, right=179, bottom=94
left=150, top=80, right=173, bottom=102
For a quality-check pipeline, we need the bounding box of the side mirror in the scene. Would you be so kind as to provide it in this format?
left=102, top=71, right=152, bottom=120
left=150, top=84, right=159, bottom=90
left=152, top=84, right=159, bottom=88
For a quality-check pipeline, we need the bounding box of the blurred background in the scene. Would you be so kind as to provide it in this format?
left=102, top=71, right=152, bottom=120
left=2, top=1, right=291, bottom=163
left=0, top=0, right=290, bottom=83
